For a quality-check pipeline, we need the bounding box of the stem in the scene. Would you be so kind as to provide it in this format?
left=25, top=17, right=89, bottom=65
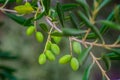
left=43, top=27, right=53, bottom=53
left=69, top=37, right=73, bottom=56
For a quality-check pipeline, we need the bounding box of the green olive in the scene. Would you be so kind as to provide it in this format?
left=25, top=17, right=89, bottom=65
left=73, top=41, right=82, bottom=54
left=35, top=32, right=44, bottom=43
left=45, top=50, right=55, bottom=61
left=38, top=53, right=46, bottom=65
left=59, top=55, right=72, bottom=64
left=51, top=44, right=60, bottom=55
left=26, top=26, right=35, bottom=36
left=70, top=57, right=79, bottom=71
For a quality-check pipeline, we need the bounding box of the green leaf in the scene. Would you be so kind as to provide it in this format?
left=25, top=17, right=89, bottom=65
left=0, top=65, right=16, bottom=73
left=34, top=12, right=44, bottom=20
left=97, top=0, right=111, bottom=11
left=0, top=0, right=16, bottom=3
left=62, top=3, right=79, bottom=11
left=78, top=11, right=104, bottom=42
left=109, top=48, right=120, bottom=55
left=62, top=28, right=86, bottom=36
left=76, top=0, right=90, bottom=17
left=78, top=46, right=92, bottom=66
left=82, top=63, right=94, bottom=80
left=56, top=2, right=64, bottom=27
left=43, top=0, right=51, bottom=15
left=0, top=50, right=18, bottom=60
left=114, top=5, right=120, bottom=23
left=69, top=12, right=79, bottom=29
left=4, top=12, right=33, bottom=26
left=102, top=55, right=111, bottom=71
left=39, top=23, right=48, bottom=32
left=100, top=9, right=114, bottom=34
left=51, top=31, right=63, bottom=37
left=106, top=52, right=120, bottom=60
left=100, top=20, right=120, bottom=30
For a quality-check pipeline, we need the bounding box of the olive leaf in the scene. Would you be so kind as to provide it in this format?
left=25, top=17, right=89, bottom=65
left=82, top=63, right=94, bottom=80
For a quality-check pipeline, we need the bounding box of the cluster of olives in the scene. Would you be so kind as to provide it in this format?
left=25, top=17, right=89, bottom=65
left=26, top=25, right=82, bottom=71
left=59, top=41, right=81, bottom=71
left=26, top=26, right=44, bottom=43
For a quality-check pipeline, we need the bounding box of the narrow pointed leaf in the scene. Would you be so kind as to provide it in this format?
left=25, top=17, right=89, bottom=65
left=102, top=55, right=111, bottom=71
left=100, top=8, right=114, bottom=34
left=100, top=20, right=120, bottom=30
left=4, top=12, right=32, bottom=26
left=56, top=2, right=64, bottom=27
left=78, top=46, right=92, bottom=65
left=69, top=12, right=79, bottom=29
left=43, top=0, right=51, bottom=15
left=76, top=0, right=90, bottom=17
left=0, top=0, right=16, bottom=3
left=109, top=48, right=120, bottom=55
left=98, top=0, right=111, bottom=10
left=82, top=63, right=94, bottom=80
left=78, top=11, right=104, bottom=42
left=39, top=23, right=48, bottom=32
left=62, top=3, right=79, bottom=11
left=62, top=28, right=86, bottom=36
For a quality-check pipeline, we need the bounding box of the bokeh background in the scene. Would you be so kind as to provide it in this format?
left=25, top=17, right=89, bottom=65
left=0, top=0, right=120, bottom=80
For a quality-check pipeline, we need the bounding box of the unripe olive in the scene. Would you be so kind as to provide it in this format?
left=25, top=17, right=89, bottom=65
left=51, top=44, right=60, bottom=55
left=35, top=32, right=44, bottom=43
left=52, top=36, right=62, bottom=44
left=45, top=50, right=55, bottom=61
left=73, top=41, right=82, bottom=54
left=46, top=41, right=52, bottom=50
left=59, top=55, right=72, bottom=64
left=70, top=57, right=79, bottom=71
left=38, top=53, right=46, bottom=65
left=26, top=26, right=35, bottom=36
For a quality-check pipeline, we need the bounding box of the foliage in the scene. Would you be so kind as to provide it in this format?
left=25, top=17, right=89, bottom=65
left=0, top=0, right=120, bottom=80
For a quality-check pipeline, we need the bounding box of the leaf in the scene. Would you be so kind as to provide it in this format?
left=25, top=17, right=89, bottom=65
left=100, top=9, right=114, bottom=34
left=78, top=46, right=92, bottom=66
left=76, top=0, right=90, bottom=17
left=0, top=0, right=16, bottom=3
left=109, top=48, right=120, bottom=55
left=0, top=50, right=18, bottom=60
left=51, top=31, right=63, bottom=37
left=69, top=12, right=79, bottom=29
left=0, top=65, right=16, bottom=73
left=34, top=12, right=44, bottom=20
left=114, top=5, right=120, bottom=23
left=62, top=3, right=79, bottom=11
left=43, top=0, right=51, bottom=15
left=62, top=28, right=86, bottom=36
left=4, top=12, right=33, bottom=26
left=39, top=23, right=48, bottom=32
left=106, top=52, right=120, bottom=60
left=82, top=63, right=94, bottom=80
left=100, top=20, right=120, bottom=30
left=102, top=55, right=111, bottom=71
left=78, top=11, right=104, bottom=42
left=56, top=2, right=64, bottom=27
left=97, top=0, right=111, bottom=11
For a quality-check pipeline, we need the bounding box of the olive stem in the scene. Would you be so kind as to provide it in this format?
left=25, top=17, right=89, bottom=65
left=69, top=37, right=73, bottom=56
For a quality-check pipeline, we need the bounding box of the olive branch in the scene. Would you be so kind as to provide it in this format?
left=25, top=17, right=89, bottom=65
left=0, top=0, right=120, bottom=80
